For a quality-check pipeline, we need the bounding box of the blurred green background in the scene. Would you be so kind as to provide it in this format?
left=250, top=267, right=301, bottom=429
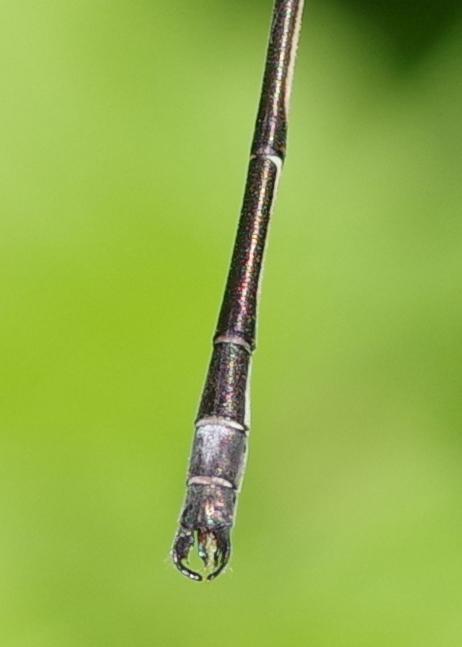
left=1, top=1, right=462, bottom=645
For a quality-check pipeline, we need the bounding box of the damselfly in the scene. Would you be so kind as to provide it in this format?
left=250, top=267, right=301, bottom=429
left=172, top=0, right=305, bottom=581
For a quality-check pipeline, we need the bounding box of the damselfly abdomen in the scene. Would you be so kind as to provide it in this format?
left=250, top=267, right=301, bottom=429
left=172, top=0, right=305, bottom=581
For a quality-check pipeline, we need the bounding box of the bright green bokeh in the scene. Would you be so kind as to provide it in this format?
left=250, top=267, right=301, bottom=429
left=1, top=2, right=461, bottom=645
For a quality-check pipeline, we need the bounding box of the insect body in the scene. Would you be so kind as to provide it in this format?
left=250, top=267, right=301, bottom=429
left=172, top=0, right=305, bottom=581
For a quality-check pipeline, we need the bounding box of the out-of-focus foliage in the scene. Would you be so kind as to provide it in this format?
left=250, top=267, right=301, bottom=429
left=1, top=1, right=461, bottom=645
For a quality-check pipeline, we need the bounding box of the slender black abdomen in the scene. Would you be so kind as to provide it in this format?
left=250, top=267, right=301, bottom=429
left=172, top=0, right=305, bottom=581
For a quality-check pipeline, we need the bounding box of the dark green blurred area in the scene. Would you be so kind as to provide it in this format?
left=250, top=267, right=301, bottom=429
left=1, top=1, right=461, bottom=645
